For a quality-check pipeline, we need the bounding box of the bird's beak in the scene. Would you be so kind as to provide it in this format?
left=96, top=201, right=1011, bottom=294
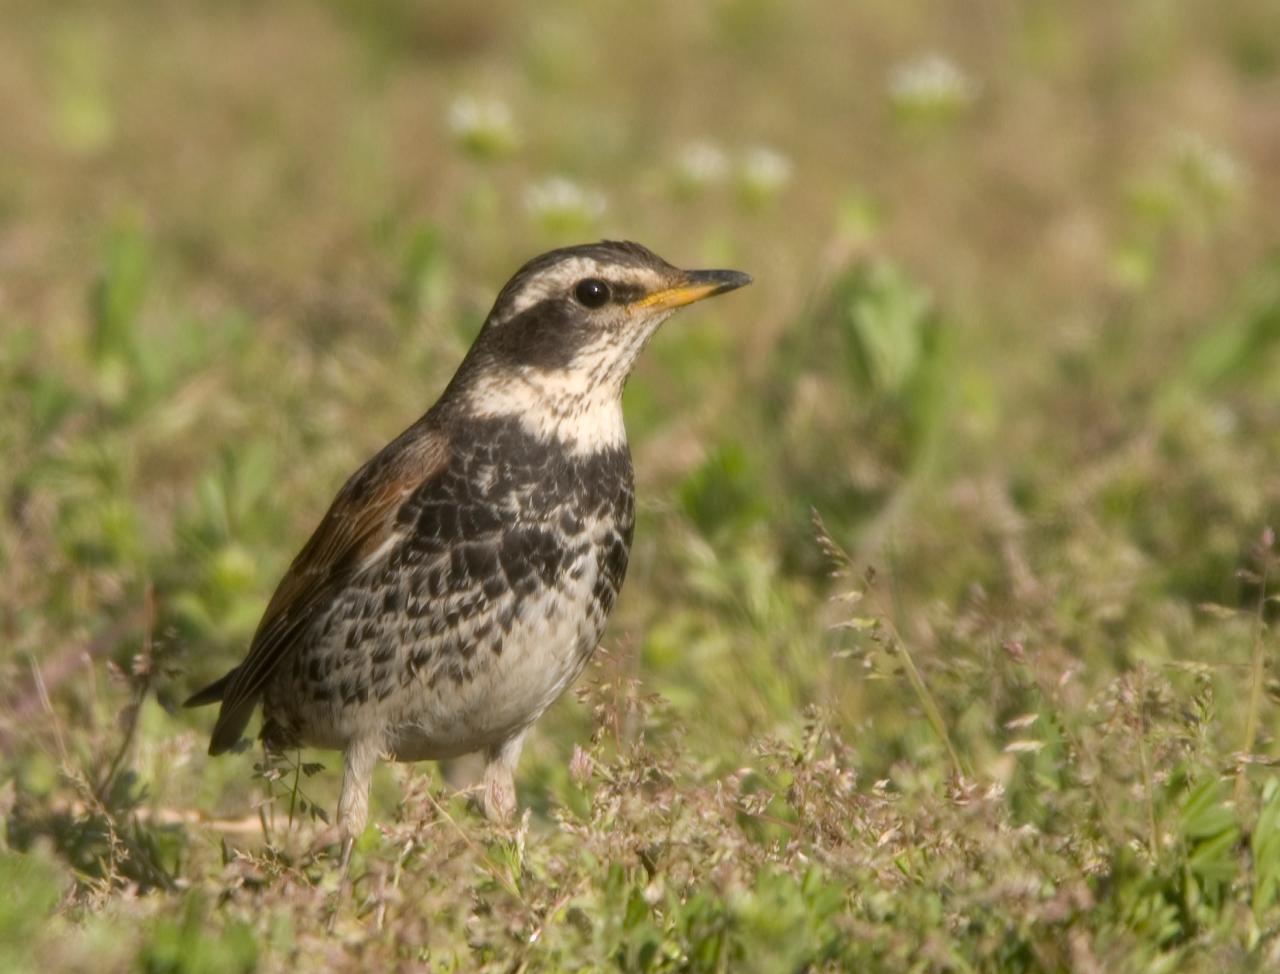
left=632, top=268, right=753, bottom=311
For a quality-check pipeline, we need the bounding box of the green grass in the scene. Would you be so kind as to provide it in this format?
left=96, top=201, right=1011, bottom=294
left=3, top=0, right=1280, bottom=970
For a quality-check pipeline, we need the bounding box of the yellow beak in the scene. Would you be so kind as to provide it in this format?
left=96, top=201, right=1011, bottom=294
left=632, top=268, right=753, bottom=311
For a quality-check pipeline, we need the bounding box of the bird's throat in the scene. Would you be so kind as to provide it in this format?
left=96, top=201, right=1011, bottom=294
left=460, top=368, right=628, bottom=456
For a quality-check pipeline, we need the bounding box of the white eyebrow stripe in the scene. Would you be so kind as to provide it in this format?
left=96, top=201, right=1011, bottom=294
left=499, top=261, right=670, bottom=321
left=503, top=258, right=602, bottom=318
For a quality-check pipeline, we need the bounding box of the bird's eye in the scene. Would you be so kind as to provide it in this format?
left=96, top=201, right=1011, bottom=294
left=574, top=278, right=611, bottom=308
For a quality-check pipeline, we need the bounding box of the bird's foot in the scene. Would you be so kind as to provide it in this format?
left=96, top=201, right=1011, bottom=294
left=482, top=770, right=516, bottom=825
left=325, top=834, right=356, bottom=933
left=302, top=823, right=342, bottom=865
left=480, top=732, right=526, bottom=825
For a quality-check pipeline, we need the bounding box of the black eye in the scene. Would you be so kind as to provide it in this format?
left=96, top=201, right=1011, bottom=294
left=574, top=278, right=611, bottom=308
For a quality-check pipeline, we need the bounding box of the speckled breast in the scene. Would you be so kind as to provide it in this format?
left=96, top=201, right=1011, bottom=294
left=262, top=417, right=635, bottom=755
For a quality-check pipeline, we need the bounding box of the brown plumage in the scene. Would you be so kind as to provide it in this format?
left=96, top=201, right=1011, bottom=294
left=196, top=429, right=449, bottom=755
left=184, top=241, right=751, bottom=861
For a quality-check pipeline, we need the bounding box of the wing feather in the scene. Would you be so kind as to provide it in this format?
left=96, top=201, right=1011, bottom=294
left=204, top=425, right=449, bottom=754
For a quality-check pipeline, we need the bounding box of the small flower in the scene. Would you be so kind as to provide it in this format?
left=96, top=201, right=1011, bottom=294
left=672, top=140, right=730, bottom=195
left=1171, top=131, right=1242, bottom=210
left=569, top=744, right=593, bottom=786
left=1004, top=739, right=1047, bottom=754
left=447, top=95, right=518, bottom=161
left=887, top=54, right=976, bottom=123
left=524, top=176, right=607, bottom=233
left=737, top=145, right=792, bottom=208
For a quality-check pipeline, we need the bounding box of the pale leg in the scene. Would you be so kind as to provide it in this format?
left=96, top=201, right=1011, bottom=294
left=329, top=736, right=380, bottom=928
left=482, top=731, right=527, bottom=824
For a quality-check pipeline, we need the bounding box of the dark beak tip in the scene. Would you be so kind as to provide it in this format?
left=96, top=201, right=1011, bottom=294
left=687, top=268, right=754, bottom=295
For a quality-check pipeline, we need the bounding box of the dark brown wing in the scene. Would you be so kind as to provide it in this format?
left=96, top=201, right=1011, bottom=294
left=201, top=424, right=450, bottom=754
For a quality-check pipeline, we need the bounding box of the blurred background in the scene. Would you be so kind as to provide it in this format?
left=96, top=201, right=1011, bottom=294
left=3, top=0, right=1280, bottom=969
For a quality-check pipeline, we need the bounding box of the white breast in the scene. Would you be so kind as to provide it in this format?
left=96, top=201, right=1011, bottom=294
left=385, top=526, right=611, bottom=760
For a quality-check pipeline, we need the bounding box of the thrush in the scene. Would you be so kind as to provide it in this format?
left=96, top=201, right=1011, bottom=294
left=185, top=240, right=751, bottom=859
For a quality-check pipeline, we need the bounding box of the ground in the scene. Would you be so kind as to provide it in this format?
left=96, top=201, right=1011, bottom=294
left=3, top=1, right=1280, bottom=970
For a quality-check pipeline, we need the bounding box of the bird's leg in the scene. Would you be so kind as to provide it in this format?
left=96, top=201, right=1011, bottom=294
left=328, top=736, right=379, bottom=928
left=482, top=731, right=527, bottom=825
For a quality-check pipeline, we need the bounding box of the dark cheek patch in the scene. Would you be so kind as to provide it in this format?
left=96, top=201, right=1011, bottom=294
left=488, top=298, right=589, bottom=370
left=609, top=282, right=646, bottom=304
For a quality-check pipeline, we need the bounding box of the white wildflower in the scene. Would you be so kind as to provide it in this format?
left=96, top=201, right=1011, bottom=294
left=1172, top=131, right=1243, bottom=207
left=447, top=95, right=518, bottom=160
left=524, top=176, right=606, bottom=232
left=888, top=54, right=976, bottom=120
left=737, top=145, right=792, bottom=207
left=674, top=140, right=729, bottom=191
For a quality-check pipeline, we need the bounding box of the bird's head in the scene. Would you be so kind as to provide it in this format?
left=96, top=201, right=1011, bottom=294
left=448, top=240, right=751, bottom=453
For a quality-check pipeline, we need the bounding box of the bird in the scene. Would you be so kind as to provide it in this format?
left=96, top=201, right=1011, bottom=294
left=184, top=240, right=751, bottom=868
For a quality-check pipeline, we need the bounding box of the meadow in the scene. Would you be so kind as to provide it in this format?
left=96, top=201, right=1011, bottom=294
left=3, top=1, right=1280, bottom=970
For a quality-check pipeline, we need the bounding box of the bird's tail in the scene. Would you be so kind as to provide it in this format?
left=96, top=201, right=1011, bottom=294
left=185, top=666, right=258, bottom=755
left=183, top=667, right=238, bottom=708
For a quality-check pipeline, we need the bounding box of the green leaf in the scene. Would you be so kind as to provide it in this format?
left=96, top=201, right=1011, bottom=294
left=840, top=260, right=934, bottom=397
left=1179, top=778, right=1237, bottom=840
left=1253, top=779, right=1280, bottom=917
left=89, top=221, right=151, bottom=367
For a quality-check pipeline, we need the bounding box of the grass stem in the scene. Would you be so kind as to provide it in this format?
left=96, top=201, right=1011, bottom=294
left=1235, top=529, right=1274, bottom=808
